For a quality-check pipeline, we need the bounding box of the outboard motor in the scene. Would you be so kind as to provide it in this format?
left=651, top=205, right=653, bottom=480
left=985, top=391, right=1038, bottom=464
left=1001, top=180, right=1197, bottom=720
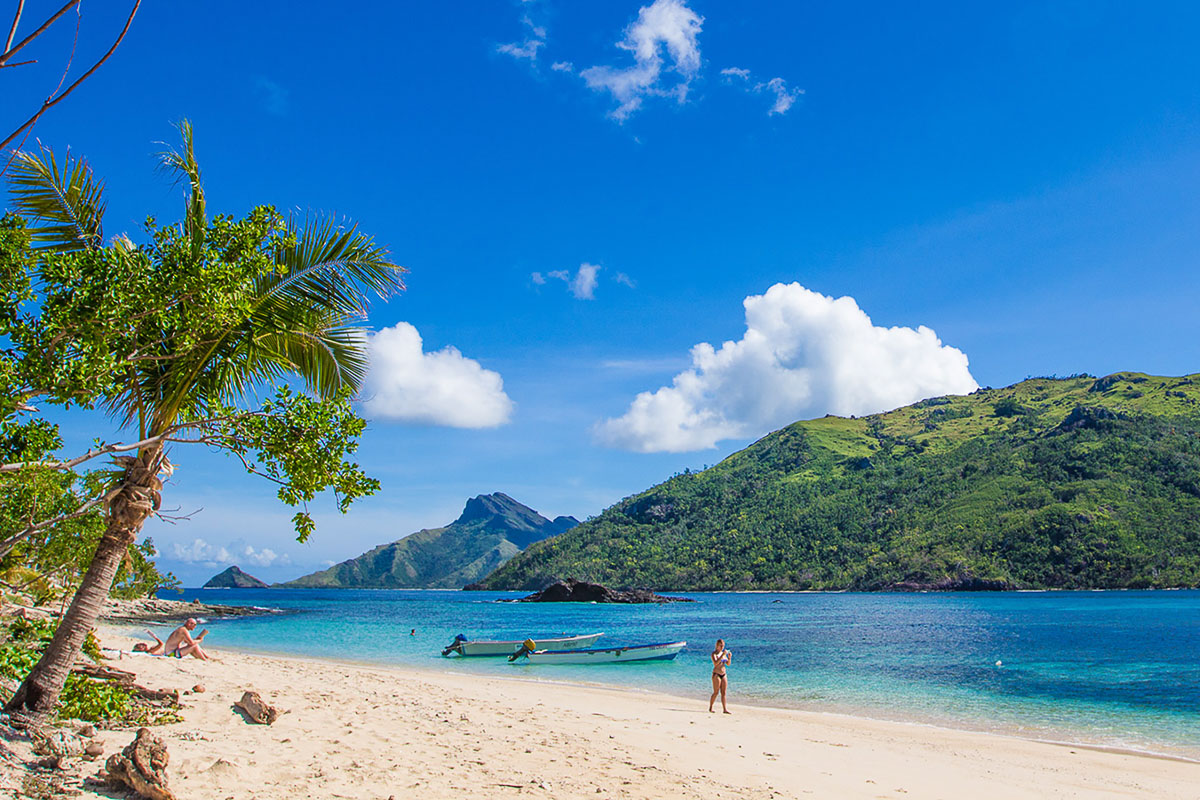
left=507, top=638, right=538, bottom=662
left=441, top=633, right=468, bottom=657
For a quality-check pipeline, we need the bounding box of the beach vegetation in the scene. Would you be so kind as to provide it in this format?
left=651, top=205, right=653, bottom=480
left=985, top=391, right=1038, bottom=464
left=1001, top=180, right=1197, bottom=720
left=0, top=123, right=404, bottom=721
left=0, top=616, right=178, bottom=724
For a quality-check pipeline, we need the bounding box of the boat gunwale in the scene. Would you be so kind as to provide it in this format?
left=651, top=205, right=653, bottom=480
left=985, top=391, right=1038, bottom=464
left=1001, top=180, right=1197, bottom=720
left=532, top=640, right=686, bottom=655
left=462, top=632, right=604, bottom=647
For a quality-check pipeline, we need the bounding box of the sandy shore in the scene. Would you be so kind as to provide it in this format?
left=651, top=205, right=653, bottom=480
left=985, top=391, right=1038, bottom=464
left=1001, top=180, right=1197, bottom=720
left=26, top=629, right=1199, bottom=799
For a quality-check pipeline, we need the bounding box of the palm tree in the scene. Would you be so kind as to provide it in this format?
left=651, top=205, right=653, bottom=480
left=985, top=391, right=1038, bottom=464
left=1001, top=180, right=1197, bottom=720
left=4, top=122, right=404, bottom=720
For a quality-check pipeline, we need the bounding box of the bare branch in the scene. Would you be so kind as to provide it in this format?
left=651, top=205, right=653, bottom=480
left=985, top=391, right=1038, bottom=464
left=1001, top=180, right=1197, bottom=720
left=47, top=1, right=82, bottom=106
left=0, top=0, right=76, bottom=66
left=3, top=0, right=25, bottom=55
left=0, top=0, right=141, bottom=153
left=154, top=506, right=203, bottom=524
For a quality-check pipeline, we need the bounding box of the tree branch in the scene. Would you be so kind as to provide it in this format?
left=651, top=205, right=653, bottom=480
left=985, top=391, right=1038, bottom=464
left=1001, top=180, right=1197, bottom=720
left=3, top=0, right=26, bottom=55
left=0, top=0, right=140, bottom=153
left=0, top=492, right=106, bottom=560
left=0, top=411, right=260, bottom=473
left=0, top=0, right=75, bottom=66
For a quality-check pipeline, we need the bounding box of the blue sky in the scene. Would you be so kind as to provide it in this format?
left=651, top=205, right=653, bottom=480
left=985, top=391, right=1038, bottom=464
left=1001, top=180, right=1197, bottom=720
left=6, top=1, right=1200, bottom=584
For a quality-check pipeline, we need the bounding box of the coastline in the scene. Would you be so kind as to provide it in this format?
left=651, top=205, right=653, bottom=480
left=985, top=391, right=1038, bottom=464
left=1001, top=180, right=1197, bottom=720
left=47, top=626, right=1198, bottom=799
left=107, top=616, right=1200, bottom=765
left=100, top=597, right=286, bottom=623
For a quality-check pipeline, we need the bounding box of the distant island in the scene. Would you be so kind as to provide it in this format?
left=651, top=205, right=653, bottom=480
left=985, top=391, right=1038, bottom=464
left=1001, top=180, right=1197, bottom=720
left=281, top=493, right=578, bottom=589
left=479, top=373, right=1200, bottom=591
left=203, top=565, right=268, bottom=589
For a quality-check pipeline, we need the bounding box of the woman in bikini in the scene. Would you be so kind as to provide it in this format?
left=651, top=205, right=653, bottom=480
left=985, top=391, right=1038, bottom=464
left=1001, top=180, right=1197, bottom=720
left=709, top=638, right=732, bottom=713
left=132, top=629, right=165, bottom=654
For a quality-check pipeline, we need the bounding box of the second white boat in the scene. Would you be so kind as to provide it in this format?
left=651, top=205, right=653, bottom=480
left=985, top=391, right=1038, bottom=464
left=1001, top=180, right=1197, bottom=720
left=510, top=641, right=686, bottom=664
left=442, top=632, right=604, bottom=657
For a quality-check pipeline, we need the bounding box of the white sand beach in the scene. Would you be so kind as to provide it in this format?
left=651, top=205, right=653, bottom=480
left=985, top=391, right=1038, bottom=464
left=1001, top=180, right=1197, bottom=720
left=18, top=629, right=1186, bottom=799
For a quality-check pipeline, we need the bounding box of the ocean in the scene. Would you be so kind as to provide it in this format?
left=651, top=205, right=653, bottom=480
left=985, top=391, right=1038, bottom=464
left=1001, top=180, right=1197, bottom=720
left=155, top=588, right=1200, bottom=760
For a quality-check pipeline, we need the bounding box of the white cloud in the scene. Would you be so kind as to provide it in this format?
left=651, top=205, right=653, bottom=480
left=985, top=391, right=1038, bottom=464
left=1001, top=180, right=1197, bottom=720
left=571, top=264, right=600, bottom=299
left=499, top=14, right=546, bottom=63
left=361, top=322, right=514, bottom=428
left=544, top=263, right=601, bottom=299
left=173, top=539, right=220, bottom=564
left=758, top=76, right=800, bottom=115
left=595, top=283, right=978, bottom=452
left=171, top=538, right=289, bottom=568
left=551, top=61, right=574, bottom=73
left=720, top=66, right=803, bottom=115
left=600, top=356, right=688, bottom=373
left=531, top=271, right=547, bottom=285
left=615, top=271, right=637, bottom=288
left=242, top=546, right=284, bottom=568
left=580, top=0, right=703, bottom=121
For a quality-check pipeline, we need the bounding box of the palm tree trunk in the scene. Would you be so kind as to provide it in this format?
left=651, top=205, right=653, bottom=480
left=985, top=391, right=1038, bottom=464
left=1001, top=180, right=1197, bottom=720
left=4, top=446, right=165, bottom=723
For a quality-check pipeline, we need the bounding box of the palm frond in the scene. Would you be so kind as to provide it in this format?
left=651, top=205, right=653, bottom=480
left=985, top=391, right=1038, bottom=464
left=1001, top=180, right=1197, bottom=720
left=215, top=324, right=369, bottom=405
left=268, top=215, right=406, bottom=321
left=106, top=130, right=403, bottom=430
left=8, top=145, right=106, bottom=252
left=156, top=119, right=206, bottom=262
left=154, top=214, right=404, bottom=413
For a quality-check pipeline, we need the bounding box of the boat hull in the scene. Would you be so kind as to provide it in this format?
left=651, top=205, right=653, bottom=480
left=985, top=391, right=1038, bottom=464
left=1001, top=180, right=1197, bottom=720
left=515, top=641, right=686, bottom=665
left=444, top=633, right=604, bottom=657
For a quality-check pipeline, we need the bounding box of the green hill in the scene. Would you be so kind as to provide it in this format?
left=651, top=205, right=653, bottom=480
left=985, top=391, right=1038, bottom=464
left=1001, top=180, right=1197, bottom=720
left=281, top=493, right=578, bottom=589
left=479, top=373, right=1200, bottom=591
left=203, top=566, right=268, bottom=588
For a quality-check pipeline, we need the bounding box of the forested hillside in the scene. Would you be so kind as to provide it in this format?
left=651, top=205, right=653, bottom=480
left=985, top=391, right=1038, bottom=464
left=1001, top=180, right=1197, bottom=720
left=283, top=493, right=577, bottom=589
left=480, top=373, right=1200, bottom=591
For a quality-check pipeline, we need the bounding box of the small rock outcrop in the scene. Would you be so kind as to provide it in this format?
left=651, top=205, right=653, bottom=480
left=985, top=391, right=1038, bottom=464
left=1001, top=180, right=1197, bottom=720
left=1052, top=404, right=1124, bottom=434
left=202, top=565, right=268, bottom=589
left=516, top=578, right=693, bottom=604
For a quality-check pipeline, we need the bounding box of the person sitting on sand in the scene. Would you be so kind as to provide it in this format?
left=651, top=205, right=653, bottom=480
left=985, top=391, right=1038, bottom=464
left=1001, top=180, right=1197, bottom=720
left=136, top=618, right=210, bottom=659
left=710, top=638, right=733, bottom=714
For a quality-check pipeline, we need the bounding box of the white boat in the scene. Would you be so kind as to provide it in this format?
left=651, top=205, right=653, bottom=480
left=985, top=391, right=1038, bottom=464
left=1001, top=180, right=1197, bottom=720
left=510, top=641, right=686, bottom=664
left=442, top=632, right=604, bottom=657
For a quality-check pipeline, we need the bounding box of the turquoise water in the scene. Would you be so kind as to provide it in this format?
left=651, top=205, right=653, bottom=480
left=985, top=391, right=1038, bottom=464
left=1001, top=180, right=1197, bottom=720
left=158, top=588, right=1200, bottom=759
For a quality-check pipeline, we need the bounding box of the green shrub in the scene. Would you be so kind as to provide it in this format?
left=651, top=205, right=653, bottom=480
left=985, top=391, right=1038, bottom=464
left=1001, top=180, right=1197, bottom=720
left=59, top=675, right=132, bottom=721
left=0, top=618, right=144, bottom=723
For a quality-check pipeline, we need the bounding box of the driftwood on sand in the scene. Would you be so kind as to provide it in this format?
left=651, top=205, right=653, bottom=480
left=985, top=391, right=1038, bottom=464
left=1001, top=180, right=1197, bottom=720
left=73, top=661, right=137, bottom=685
left=233, top=690, right=279, bottom=725
left=70, top=661, right=180, bottom=705
left=104, top=727, right=177, bottom=800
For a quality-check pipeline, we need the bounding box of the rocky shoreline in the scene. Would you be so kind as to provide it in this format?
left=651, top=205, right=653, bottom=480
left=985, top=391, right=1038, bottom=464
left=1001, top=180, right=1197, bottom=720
left=99, top=596, right=285, bottom=623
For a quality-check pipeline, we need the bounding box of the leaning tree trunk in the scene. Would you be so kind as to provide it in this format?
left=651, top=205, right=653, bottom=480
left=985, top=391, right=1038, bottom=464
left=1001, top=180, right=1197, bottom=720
left=4, top=446, right=166, bottom=723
